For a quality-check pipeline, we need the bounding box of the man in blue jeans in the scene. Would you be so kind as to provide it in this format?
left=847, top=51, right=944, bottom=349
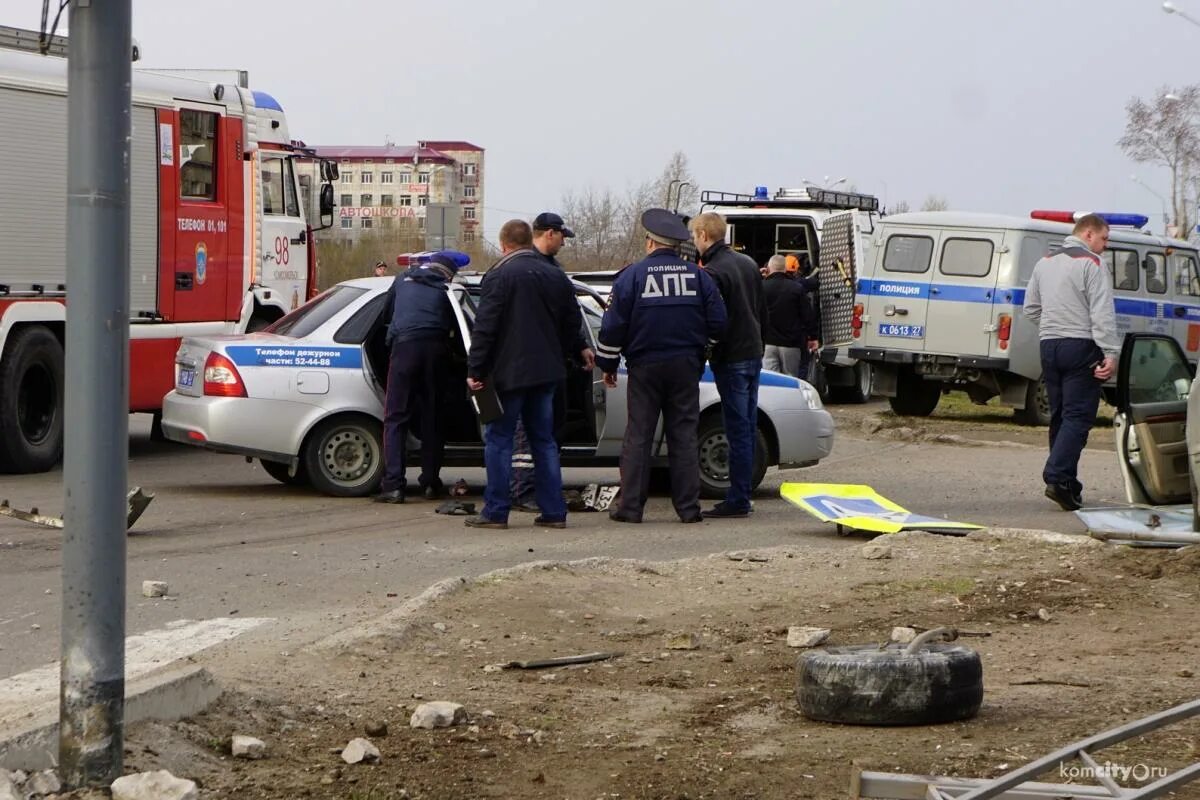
left=464, top=219, right=594, bottom=530
left=691, top=212, right=769, bottom=518
left=1023, top=213, right=1119, bottom=511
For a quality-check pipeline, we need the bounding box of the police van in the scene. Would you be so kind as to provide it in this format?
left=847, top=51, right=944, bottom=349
left=840, top=209, right=1200, bottom=424
left=700, top=186, right=881, bottom=402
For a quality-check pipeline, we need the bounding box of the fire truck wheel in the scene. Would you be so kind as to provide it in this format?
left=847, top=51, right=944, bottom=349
left=0, top=326, right=64, bottom=474
left=796, top=642, right=983, bottom=725
left=1014, top=378, right=1051, bottom=426
left=302, top=414, right=383, bottom=497
left=260, top=458, right=309, bottom=487
left=888, top=370, right=940, bottom=417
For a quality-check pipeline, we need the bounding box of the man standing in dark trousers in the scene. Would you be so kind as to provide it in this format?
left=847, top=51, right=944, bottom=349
left=691, top=212, right=768, bottom=518
left=1023, top=213, right=1118, bottom=511
left=762, top=254, right=819, bottom=377
left=375, top=251, right=464, bottom=503
left=598, top=209, right=727, bottom=524
left=465, top=220, right=594, bottom=530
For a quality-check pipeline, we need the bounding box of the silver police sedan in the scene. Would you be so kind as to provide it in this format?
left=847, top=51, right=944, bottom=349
left=161, top=276, right=835, bottom=497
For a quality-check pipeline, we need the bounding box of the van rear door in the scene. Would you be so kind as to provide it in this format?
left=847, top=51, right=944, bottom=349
left=923, top=229, right=1004, bottom=358
left=856, top=226, right=936, bottom=354
left=817, top=211, right=866, bottom=349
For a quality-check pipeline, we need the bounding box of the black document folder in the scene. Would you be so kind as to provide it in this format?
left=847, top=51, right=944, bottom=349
left=470, top=384, right=504, bottom=425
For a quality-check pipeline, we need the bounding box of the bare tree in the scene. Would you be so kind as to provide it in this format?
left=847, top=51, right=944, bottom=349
left=920, top=195, right=949, bottom=212
left=1120, top=85, right=1200, bottom=236
left=889, top=199, right=911, bottom=215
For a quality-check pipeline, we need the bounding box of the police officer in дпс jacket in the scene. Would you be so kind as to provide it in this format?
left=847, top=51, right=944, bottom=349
left=597, top=209, right=727, bottom=524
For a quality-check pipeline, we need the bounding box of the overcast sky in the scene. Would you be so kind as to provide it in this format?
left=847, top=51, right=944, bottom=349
left=12, top=0, right=1200, bottom=243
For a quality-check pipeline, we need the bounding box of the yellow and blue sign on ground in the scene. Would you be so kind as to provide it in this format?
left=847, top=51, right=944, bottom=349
left=780, top=483, right=982, bottom=535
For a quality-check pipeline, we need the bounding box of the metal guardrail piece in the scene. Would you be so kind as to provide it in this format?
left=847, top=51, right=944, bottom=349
left=0, top=487, right=155, bottom=531
left=854, top=698, right=1200, bottom=800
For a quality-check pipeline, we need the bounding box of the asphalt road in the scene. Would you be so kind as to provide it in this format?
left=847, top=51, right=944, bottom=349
left=0, top=405, right=1128, bottom=682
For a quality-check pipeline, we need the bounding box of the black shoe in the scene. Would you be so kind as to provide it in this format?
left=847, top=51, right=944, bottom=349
left=1044, top=483, right=1082, bottom=512
left=373, top=489, right=405, bottom=504
left=702, top=502, right=750, bottom=519
left=679, top=515, right=703, bottom=524
left=423, top=484, right=446, bottom=501
left=608, top=510, right=642, bottom=524
left=464, top=515, right=508, bottom=530
left=534, top=516, right=567, bottom=529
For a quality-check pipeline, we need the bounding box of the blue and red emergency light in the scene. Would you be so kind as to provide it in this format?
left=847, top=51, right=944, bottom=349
left=395, top=250, right=472, bottom=268
left=1030, top=210, right=1149, bottom=229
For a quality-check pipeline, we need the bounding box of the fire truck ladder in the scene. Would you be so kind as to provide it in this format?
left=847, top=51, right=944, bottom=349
left=852, top=697, right=1200, bottom=800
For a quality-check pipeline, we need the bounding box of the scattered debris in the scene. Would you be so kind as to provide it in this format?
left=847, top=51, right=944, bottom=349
left=27, top=770, right=61, bottom=797
left=635, top=614, right=648, bottom=625
left=666, top=633, right=700, bottom=650
left=340, top=738, right=381, bottom=765
left=110, top=770, right=198, bottom=800
left=0, top=486, right=155, bottom=531
left=780, top=482, right=982, bottom=535
left=728, top=552, right=769, bottom=563
left=451, top=478, right=470, bottom=497
left=861, top=543, right=893, bottom=560
left=1009, top=679, right=1093, bottom=688
left=435, top=499, right=475, bottom=515
left=502, top=651, right=623, bottom=669
left=0, top=771, right=17, bottom=800
left=1036, top=607, right=1052, bottom=622
left=410, top=701, right=468, bottom=729
left=499, top=721, right=521, bottom=739
left=432, top=622, right=448, bottom=633
left=787, top=626, right=831, bottom=648
left=141, top=580, right=169, bottom=598
left=890, top=626, right=919, bottom=644
left=364, top=720, right=389, bottom=737
left=231, top=735, right=266, bottom=759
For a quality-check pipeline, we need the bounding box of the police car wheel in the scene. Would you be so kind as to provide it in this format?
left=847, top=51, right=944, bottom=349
left=696, top=416, right=769, bottom=500
left=796, top=643, right=983, bottom=726
left=260, top=458, right=309, bottom=487
left=303, top=415, right=383, bottom=497
left=0, top=325, right=64, bottom=474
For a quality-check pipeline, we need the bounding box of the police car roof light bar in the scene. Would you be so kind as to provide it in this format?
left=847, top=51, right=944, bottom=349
left=395, top=250, right=472, bottom=268
left=1030, top=210, right=1150, bottom=229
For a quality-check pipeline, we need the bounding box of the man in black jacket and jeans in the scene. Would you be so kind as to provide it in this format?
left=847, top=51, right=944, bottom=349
left=691, top=212, right=769, bottom=519
left=762, top=255, right=819, bottom=377
left=465, top=220, right=594, bottom=530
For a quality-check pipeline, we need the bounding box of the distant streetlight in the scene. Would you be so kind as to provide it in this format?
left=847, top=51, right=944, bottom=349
left=1164, top=1, right=1200, bottom=28
left=1131, top=174, right=1172, bottom=233
left=802, top=176, right=847, bottom=190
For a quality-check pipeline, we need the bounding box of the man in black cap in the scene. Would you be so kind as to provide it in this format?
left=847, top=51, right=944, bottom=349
left=532, top=212, right=574, bottom=259
left=375, top=250, right=465, bottom=503
left=597, top=209, right=727, bottom=524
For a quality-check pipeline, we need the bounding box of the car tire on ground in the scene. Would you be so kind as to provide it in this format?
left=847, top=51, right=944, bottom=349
left=1014, top=378, right=1051, bottom=426
left=302, top=414, right=383, bottom=497
left=796, top=642, right=983, bottom=726
left=696, top=414, right=769, bottom=500
left=0, top=325, right=64, bottom=474
left=833, top=361, right=873, bottom=405
left=888, top=369, right=941, bottom=417
left=260, top=458, right=309, bottom=487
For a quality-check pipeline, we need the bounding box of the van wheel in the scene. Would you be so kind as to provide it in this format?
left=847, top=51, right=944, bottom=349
left=834, top=361, right=873, bottom=404
left=260, top=458, right=309, bottom=487
left=302, top=415, right=383, bottom=497
left=696, top=415, right=769, bottom=500
left=796, top=643, right=983, bottom=725
left=1014, top=378, right=1051, bottom=426
left=0, top=326, right=64, bottom=473
left=888, top=370, right=940, bottom=417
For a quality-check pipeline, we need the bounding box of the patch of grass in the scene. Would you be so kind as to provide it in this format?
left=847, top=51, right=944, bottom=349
left=887, top=390, right=1114, bottom=428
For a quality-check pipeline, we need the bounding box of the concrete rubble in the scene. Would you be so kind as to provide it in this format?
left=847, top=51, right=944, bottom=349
left=340, top=737, right=381, bottom=765
left=410, top=701, right=468, bottom=729
left=786, top=626, right=831, bottom=648
left=860, top=542, right=893, bottom=560
left=110, top=770, right=198, bottom=800
left=141, top=580, right=169, bottom=598
left=231, top=734, right=266, bottom=759
left=665, top=632, right=700, bottom=650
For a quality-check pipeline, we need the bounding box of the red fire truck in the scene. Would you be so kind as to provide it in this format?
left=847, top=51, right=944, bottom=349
left=0, top=26, right=337, bottom=473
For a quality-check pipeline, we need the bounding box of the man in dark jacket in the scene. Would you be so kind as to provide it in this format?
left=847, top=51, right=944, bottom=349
left=375, top=251, right=464, bottom=504
left=691, top=212, right=769, bottom=518
left=762, top=254, right=819, bottom=377
left=598, top=209, right=726, bottom=524
left=465, top=220, right=594, bottom=530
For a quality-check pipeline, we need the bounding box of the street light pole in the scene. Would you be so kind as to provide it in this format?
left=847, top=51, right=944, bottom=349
left=1131, top=174, right=1172, bottom=234
left=1164, top=1, right=1200, bottom=28
left=60, top=0, right=132, bottom=787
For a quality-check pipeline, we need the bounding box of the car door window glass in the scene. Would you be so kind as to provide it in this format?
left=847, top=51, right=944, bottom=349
left=1145, top=253, right=1168, bottom=295
left=882, top=235, right=934, bottom=274
left=180, top=109, right=217, bottom=201
left=1170, top=252, right=1200, bottom=296
left=939, top=238, right=994, bottom=278
left=334, top=293, right=388, bottom=344
left=1126, top=337, right=1191, bottom=404
left=1105, top=249, right=1139, bottom=291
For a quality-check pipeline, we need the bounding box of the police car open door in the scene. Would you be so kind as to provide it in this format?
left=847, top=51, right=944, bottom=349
left=1113, top=333, right=1194, bottom=507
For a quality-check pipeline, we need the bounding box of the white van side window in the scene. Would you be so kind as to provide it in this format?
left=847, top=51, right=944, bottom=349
left=883, top=235, right=934, bottom=274
left=1170, top=252, right=1200, bottom=296
left=1104, top=248, right=1139, bottom=291
left=1146, top=253, right=1167, bottom=295
left=1018, top=236, right=1047, bottom=282
left=939, top=238, right=994, bottom=278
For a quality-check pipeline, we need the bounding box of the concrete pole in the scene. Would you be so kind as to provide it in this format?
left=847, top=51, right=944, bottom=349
left=59, top=0, right=132, bottom=787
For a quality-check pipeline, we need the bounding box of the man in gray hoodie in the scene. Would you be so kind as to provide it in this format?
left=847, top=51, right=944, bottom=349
left=1023, top=214, right=1119, bottom=511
